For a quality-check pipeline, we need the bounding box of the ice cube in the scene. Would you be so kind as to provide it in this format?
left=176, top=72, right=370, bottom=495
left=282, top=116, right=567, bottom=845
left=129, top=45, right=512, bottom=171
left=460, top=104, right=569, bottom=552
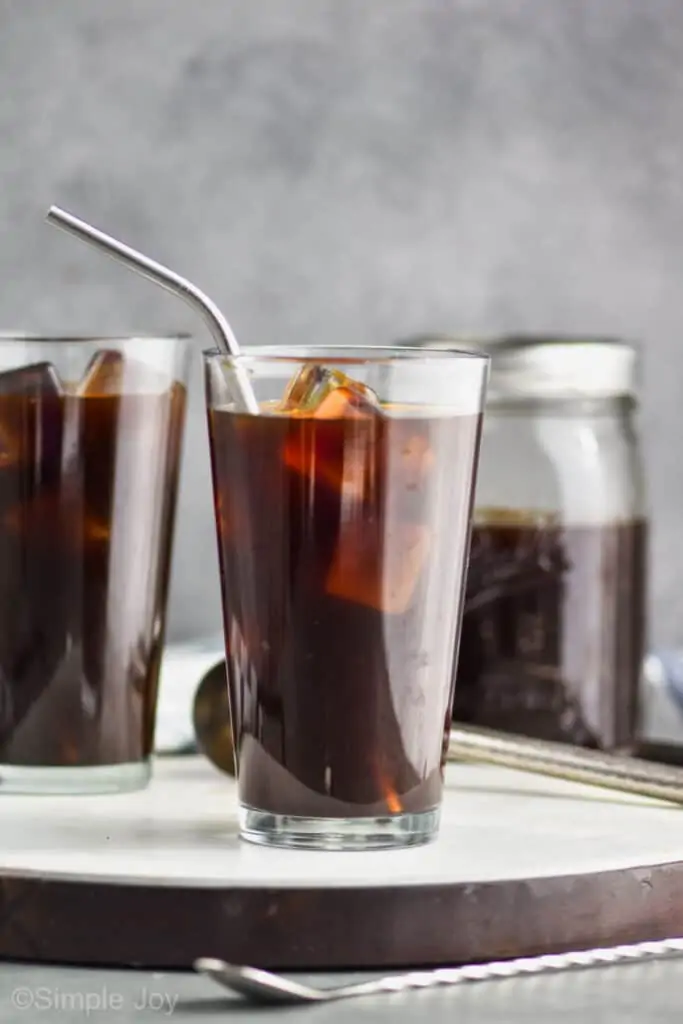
left=284, top=427, right=375, bottom=502
left=0, top=362, right=64, bottom=398
left=0, top=363, right=64, bottom=480
left=326, top=522, right=431, bottom=614
left=279, top=365, right=382, bottom=417
left=77, top=350, right=172, bottom=397
left=281, top=366, right=382, bottom=501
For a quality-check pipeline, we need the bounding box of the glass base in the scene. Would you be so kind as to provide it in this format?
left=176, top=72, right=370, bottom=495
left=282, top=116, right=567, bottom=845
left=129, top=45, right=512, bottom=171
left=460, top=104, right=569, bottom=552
left=239, top=803, right=440, bottom=851
left=0, top=759, right=151, bottom=795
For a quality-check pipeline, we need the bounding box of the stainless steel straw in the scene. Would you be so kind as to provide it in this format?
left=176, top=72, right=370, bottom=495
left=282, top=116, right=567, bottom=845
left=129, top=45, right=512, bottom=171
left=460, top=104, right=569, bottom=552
left=449, top=725, right=683, bottom=805
left=45, top=205, right=259, bottom=414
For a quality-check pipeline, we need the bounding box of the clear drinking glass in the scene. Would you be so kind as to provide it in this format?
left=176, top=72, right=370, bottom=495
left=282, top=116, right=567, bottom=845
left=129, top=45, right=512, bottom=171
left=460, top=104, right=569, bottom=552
left=0, top=334, right=190, bottom=793
left=205, top=345, right=489, bottom=850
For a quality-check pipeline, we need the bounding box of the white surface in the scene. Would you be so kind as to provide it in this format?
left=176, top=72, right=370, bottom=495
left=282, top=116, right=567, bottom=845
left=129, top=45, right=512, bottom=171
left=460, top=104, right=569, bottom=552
left=0, top=757, right=682, bottom=889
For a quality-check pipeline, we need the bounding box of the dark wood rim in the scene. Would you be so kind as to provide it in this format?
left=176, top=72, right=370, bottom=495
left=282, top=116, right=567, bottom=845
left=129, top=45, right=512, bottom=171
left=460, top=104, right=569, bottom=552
left=1, top=859, right=682, bottom=970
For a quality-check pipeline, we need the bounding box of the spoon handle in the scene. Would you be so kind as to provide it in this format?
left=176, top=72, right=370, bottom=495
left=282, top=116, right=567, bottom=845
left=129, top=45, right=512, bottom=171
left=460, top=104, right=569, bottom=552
left=341, top=937, right=683, bottom=999
left=448, top=725, right=683, bottom=805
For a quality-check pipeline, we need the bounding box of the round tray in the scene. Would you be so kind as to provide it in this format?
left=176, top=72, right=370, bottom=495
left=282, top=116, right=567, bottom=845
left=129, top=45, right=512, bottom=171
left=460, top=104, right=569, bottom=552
left=1, top=755, right=683, bottom=970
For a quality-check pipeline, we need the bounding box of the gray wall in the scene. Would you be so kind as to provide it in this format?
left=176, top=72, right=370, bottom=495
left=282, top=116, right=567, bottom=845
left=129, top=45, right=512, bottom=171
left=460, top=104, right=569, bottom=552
left=1, top=0, right=682, bottom=646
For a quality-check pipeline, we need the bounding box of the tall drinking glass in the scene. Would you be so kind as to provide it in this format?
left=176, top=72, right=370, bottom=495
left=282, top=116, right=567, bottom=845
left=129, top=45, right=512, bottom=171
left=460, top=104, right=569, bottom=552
left=205, top=346, right=489, bottom=849
left=0, top=334, right=190, bottom=793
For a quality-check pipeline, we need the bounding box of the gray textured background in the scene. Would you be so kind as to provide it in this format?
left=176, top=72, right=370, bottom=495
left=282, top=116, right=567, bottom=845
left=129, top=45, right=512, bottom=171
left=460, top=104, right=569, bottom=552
left=1, top=0, right=682, bottom=646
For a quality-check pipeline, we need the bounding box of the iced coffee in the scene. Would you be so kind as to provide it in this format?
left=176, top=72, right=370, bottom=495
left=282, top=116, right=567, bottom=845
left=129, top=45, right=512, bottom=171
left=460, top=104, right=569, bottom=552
left=206, top=348, right=488, bottom=849
left=0, top=337, right=189, bottom=792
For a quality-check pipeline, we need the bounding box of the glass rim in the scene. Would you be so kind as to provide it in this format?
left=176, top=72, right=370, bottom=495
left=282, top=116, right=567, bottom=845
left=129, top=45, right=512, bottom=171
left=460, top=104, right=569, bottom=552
left=0, top=332, right=192, bottom=344
left=203, top=343, right=491, bottom=367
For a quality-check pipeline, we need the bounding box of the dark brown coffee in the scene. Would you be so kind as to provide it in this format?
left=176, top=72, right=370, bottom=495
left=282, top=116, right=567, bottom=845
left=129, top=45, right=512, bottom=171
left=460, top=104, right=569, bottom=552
left=452, top=511, right=647, bottom=750
left=209, top=397, right=482, bottom=819
left=0, top=355, right=186, bottom=769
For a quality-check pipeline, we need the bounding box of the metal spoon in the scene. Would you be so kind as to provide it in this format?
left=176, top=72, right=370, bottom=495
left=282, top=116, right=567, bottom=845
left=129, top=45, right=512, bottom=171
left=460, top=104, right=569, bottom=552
left=195, top=937, right=683, bottom=1006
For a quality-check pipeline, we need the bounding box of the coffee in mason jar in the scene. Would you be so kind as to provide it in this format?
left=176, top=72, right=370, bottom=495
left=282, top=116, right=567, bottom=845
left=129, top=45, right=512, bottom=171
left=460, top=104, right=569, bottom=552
left=400, top=334, right=648, bottom=752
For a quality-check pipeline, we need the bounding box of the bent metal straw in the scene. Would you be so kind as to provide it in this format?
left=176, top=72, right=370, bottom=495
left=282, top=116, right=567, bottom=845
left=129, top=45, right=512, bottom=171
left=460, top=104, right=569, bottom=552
left=45, top=205, right=259, bottom=414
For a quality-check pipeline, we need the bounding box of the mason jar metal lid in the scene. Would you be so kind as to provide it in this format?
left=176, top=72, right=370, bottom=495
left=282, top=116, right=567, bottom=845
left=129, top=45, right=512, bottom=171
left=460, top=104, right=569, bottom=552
left=395, top=334, right=639, bottom=400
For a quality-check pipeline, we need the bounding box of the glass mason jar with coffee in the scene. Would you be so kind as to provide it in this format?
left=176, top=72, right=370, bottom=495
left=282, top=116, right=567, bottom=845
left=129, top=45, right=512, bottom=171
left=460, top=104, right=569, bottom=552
left=400, top=334, right=648, bottom=752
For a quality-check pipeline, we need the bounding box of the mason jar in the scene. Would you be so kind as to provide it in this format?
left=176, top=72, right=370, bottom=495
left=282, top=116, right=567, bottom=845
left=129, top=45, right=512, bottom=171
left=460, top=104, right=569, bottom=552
left=399, top=334, right=648, bottom=752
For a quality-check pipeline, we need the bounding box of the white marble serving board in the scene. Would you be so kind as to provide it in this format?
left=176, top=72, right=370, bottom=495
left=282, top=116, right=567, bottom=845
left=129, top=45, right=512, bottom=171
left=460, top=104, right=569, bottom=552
left=0, top=756, right=681, bottom=889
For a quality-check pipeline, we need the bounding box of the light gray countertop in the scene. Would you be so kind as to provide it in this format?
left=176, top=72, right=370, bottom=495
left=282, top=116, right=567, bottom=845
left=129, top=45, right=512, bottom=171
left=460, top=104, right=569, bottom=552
left=0, top=959, right=680, bottom=1022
